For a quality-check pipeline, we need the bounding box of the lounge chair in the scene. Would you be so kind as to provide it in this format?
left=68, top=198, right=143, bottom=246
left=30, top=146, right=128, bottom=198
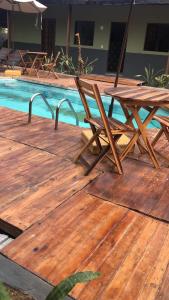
left=74, top=77, right=135, bottom=175
left=41, top=51, right=60, bottom=78
left=5, top=49, right=28, bottom=69
left=0, top=47, right=12, bottom=64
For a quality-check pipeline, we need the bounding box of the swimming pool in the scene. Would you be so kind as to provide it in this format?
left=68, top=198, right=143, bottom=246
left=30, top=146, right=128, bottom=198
left=0, top=78, right=167, bottom=128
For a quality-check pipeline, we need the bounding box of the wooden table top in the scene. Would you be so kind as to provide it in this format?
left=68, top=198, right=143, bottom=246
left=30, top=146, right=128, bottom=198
left=105, top=86, right=169, bottom=107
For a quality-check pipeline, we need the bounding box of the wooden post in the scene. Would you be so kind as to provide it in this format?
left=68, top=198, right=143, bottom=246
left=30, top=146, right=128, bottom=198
left=165, top=55, right=169, bottom=75
left=108, top=0, right=135, bottom=117
left=7, top=11, right=11, bottom=49
left=66, top=4, right=72, bottom=57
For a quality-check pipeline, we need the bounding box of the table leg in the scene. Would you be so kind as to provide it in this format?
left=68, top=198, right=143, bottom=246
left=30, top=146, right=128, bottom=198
left=121, top=104, right=146, bottom=154
left=29, top=55, right=38, bottom=76
left=130, top=106, right=160, bottom=168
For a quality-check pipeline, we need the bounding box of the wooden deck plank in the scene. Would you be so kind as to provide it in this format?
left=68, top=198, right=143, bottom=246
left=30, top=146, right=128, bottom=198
left=0, top=108, right=83, bottom=157
left=86, top=158, right=169, bottom=222
left=0, top=108, right=99, bottom=231
left=2, top=192, right=169, bottom=300
left=0, top=138, right=98, bottom=232
left=97, top=223, right=168, bottom=300
left=0, top=138, right=62, bottom=207
left=0, top=158, right=98, bottom=231
left=81, top=74, right=143, bottom=86
left=154, top=263, right=169, bottom=300
left=1, top=107, right=169, bottom=299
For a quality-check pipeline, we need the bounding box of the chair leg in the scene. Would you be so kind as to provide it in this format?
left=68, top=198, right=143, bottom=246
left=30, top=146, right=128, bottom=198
left=108, top=137, right=123, bottom=175
left=47, top=67, right=59, bottom=79
left=85, top=145, right=110, bottom=176
left=131, top=107, right=160, bottom=169
left=74, top=129, right=102, bottom=163
left=90, top=125, right=102, bottom=152
left=152, top=128, right=164, bottom=147
left=163, top=126, right=169, bottom=142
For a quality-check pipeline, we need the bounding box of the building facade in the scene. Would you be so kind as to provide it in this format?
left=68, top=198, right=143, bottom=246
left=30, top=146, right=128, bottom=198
left=2, top=2, right=169, bottom=77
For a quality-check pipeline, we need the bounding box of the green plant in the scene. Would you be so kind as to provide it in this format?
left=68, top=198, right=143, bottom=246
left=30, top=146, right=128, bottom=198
left=57, top=47, right=97, bottom=76
left=46, top=271, right=100, bottom=300
left=57, top=48, right=76, bottom=75
left=0, top=282, right=10, bottom=300
left=0, top=271, right=100, bottom=300
left=44, top=53, right=54, bottom=64
left=79, top=56, right=98, bottom=75
left=136, top=65, right=163, bottom=87
left=154, top=74, right=169, bottom=88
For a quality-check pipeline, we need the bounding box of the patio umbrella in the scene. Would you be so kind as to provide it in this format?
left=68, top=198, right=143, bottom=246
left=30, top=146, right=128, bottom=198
left=0, top=0, right=47, bottom=48
left=0, top=0, right=47, bottom=13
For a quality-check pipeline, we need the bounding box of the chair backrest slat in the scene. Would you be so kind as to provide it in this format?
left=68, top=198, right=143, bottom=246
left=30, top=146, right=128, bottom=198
left=75, top=77, right=113, bottom=138
left=80, top=87, right=96, bottom=99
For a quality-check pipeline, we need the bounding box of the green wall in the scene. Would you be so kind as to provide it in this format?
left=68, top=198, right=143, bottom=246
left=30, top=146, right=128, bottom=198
left=128, top=5, right=169, bottom=56
left=13, top=4, right=169, bottom=57
left=13, top=12, right=41, bottom=43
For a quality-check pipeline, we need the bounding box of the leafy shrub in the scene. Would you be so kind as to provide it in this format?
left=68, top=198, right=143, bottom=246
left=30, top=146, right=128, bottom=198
left=154, top=74, right=169, bottom=88
left=0, top=282, right=10, bottom=300
left=136, top=65, right=169, bottom=88
left=57, top=48, right=97, bottom=76
left=57, top=49, right=76, bottom=75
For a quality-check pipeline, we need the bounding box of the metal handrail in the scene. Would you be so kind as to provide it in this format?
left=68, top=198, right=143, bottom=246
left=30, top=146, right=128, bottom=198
left=55, top=98, right=79, bottom=130
left=28, top=93, right=54, bottom=123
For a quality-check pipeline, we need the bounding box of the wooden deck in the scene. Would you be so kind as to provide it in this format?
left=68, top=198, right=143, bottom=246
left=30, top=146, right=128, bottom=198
left=0, top=107, right=169, bottom=299
left=87, top=159, right=169, bottom=222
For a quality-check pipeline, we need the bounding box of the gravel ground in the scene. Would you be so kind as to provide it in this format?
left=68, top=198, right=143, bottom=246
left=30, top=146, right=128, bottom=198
left=5, top=284, right=35, bottom=300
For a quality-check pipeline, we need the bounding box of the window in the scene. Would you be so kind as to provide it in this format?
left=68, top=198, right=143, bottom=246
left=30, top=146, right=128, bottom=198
left=74, top=21, right=95, bottom=46
left=144, top=23, right=169, bottom=52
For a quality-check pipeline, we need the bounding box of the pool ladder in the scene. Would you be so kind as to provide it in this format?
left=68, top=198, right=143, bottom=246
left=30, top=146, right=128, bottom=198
left=28, top=93, right=79, bottom=129
left=55, top=98, right=79, bottom=130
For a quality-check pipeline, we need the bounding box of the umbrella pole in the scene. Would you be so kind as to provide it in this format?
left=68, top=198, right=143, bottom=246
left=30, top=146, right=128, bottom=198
left=165, top=54, right=169, bottom=75
left=66, top=4, right=72, bottom=57
left=7, top=11, right=11, bottom=49
left=108, top=0, right=135, bottom=117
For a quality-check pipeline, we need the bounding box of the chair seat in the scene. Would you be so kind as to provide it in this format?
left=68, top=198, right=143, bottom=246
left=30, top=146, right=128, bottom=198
left=85, top=117, right=134, bottom=134
left=153, top=115, right=169, bottom=127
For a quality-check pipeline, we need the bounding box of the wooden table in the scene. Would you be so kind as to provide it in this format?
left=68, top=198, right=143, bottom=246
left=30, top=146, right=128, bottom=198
left=23, top=51, right=47, bottom=78
left=105, top=86, right=169, bottom=168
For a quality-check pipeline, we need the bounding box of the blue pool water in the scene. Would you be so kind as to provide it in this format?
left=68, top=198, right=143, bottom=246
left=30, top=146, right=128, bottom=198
left=0, top=78, right=168, bottom=128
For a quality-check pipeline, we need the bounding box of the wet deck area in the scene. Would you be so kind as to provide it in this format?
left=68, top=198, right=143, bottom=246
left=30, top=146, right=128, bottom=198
left=0, top=107, right=169, bottom=299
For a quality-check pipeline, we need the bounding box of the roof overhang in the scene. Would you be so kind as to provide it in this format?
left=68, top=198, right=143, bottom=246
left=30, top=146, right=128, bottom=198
left=41, top=0, right=169, bottom=5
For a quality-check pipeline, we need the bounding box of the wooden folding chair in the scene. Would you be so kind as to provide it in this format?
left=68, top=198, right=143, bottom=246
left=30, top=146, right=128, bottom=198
left=152, top=113, right=169, bottom=147
left=75, top=77, right=135, bottom=175
left=42, top=51, right=60, bottom=79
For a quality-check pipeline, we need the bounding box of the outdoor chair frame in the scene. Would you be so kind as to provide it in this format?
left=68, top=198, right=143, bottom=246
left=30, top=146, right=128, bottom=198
left=75, top=77, right=135, bottom=175
left=42, top=51, right=60, bottom=79
left=18, top=50, right=30, bottom=70
left=152, top=114, right=169, bottom=146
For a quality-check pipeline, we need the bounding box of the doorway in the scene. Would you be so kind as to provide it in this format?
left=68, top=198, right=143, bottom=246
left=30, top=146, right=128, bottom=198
left=41, top=18, right=56, bottom=56
left=107, top=22, right=126, bottom=73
